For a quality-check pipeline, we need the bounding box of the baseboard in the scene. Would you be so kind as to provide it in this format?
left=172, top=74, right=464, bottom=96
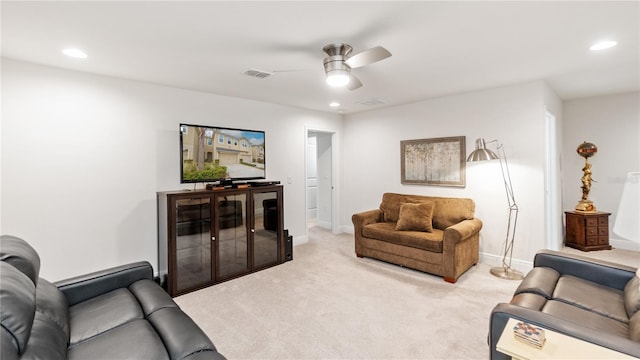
left=315, top=221, right=332, bottom=230
left=293, top=235, right=308, bottom=246
left=610, top=238, right=640, bottom=251
left=340, top=225, right=354, bottom=234
left=480, top=252, right=534, bottom=274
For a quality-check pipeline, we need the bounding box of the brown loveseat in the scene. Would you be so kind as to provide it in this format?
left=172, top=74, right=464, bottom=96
left=352, top=193, right=482, bottom=283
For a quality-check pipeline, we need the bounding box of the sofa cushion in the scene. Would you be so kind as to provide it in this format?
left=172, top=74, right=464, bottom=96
left=67, top=319, right=170, bottom=360
left=1, top=235, right=40, bottom=286
left=624, top=270, right=640, bottom=318
left=510, top=293, right=547, bottom=310
left=379, top=193, right=475, bottom=230
left=19, top=278, right=70, bottom=360
left=148, top=306, right=218, bottom=360
left=514, top=267, right=560, bottom=299
left=21, top=311, right=68, bottom=360
left=69, top=287, right=143, bottom=345
left=130, top=279, right=178, bottom=316
left=363, top=222, right=443, bottom=252
left=542, top=300, right=629, bottom=338
left=426, top=197, right=475, bottom=230
left=553, top=275, right=628, bottom=323
left=380, top=193, right=410, bottom=222
left=395, top=202, right=435, bottom=232
left=0, top=262, right=36, bottom=355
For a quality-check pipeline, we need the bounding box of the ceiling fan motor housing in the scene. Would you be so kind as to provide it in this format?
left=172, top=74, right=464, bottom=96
left=323, top=43, right=353, bottom=75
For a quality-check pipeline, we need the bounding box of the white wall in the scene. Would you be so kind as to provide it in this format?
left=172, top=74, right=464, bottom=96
left=3, top=58, right=635, bottom=281
left=341, top=81, right=552, bottom=269
left=1, top=59, right=342, bottom=280
left=562, top=92, right=640, bottom=250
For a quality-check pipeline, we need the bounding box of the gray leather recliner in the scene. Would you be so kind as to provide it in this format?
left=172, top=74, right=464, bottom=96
left=489, top=249, right=640, bottom=359
left=0, top=235, right=226, bottom=360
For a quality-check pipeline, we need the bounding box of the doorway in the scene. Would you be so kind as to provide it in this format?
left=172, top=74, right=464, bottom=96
left=545, top=110, right=563, bottom=250
left=306, top=130, right=333, bottom=231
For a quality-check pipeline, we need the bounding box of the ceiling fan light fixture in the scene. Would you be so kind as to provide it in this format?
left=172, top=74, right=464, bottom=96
left=326, top=69, right=350, bottom=87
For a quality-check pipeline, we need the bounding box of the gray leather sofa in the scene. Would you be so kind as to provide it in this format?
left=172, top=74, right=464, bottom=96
left=0, top=235, right=226, bottom=360
left=489, top=249, right=640, bottom=359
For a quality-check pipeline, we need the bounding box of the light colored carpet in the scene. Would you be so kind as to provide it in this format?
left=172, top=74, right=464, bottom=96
left=559, top=246, right=640, bottom=268
left=175, top=227, right=522, bottom=359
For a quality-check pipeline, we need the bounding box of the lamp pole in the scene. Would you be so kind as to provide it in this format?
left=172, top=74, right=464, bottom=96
left=491, top=143, right=523, bottom=280
left=467, top=139, right=523, bottom=280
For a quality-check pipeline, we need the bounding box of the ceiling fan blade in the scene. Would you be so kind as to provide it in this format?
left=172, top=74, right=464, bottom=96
left=344, top=46, right=391, bottom=69
left=347, top=74, right=363, bottom=91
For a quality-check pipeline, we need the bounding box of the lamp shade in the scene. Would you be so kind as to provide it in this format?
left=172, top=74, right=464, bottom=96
left=467, top=138, right=499, bottom=162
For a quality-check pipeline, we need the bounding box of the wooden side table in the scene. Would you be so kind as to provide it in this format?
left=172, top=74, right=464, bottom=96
left=564, top=211, right=611, bottom=251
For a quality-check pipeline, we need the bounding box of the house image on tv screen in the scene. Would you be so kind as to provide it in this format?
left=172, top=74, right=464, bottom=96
left=180, top=124, right=265, bottom=182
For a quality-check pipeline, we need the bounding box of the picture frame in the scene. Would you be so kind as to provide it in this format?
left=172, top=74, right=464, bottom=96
left=401, top=136, right=466, bottom=187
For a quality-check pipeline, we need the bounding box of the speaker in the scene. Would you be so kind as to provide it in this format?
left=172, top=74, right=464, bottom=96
left=284, top=229, right=293, bottom=261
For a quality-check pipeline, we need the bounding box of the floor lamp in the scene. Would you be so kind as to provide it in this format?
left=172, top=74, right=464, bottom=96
left=467, top=138, right=523, bottom=280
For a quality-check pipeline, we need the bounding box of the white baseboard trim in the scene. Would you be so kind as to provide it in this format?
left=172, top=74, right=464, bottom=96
left=610, top=238, right=640, bottom=251
left=340, top=225, right=354, bottom=234
left=480, top=252, right=534, bottom=274
left=293, top=235, right=308, bottom=246
left=315, top=221, right=332, bottom=230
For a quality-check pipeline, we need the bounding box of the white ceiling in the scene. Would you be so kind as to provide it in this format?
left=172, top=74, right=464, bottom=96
left=2, top=1, right=638, bottom=114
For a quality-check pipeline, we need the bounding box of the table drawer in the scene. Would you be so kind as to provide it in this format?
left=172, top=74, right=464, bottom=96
left=587, top=236, right=599, bottom=245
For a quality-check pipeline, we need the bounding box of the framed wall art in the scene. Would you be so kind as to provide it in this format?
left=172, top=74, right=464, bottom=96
left=401, top=136, right=466, bottom=187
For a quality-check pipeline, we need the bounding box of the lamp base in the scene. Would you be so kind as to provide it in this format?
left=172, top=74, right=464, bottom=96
left=490, top=266, right=524, bottom=280
left=575, top=200, right=596, bottom=212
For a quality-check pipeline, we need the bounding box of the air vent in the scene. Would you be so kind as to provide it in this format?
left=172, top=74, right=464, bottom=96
left=357, top=98, right=386, bottom=106
left=244, top=68, right=273, bottom=78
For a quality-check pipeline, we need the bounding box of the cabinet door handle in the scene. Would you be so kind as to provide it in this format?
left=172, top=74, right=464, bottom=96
left=251, top=229, right=255, bottom=233
left=211, top=236, right=216, bottom=241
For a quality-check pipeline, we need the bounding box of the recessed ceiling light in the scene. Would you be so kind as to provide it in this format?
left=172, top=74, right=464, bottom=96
left=329, top=102, right=340, bottom=108
left=589, top=40, right=617, bottom=51
left=62, top=48, right=88, bottom=59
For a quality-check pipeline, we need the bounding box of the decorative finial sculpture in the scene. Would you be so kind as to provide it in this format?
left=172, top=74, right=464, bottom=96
left=575, top=141, right=598, bottom=212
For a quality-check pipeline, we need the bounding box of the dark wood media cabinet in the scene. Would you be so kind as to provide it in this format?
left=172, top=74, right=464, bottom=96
left=564, top=211, right=611, bottom=251
left=158, top=185, right=286, bottom=296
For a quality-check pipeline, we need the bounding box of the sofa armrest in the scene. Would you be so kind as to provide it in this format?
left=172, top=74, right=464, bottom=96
left=443, top=218, right=482, bottom=244
left=352, top=209, right=383, bottom=228
left=489, top=303, right=640, bottom=359
left=55, top=261, right=153, bottom=306
left=533, top=250, right=636, bottom=291
left=352, top=209, right=383, bottom=256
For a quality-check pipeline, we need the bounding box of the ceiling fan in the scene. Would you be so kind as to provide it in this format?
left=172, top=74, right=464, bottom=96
left=322, top=43, right=391, bottom=90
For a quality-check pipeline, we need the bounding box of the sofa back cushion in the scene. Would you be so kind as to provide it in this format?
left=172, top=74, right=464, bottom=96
left=1, top=235, right=40, bottom=286
left=380, top=193, right=475, bottom=230
left=0, top=262, right=36, bottom=355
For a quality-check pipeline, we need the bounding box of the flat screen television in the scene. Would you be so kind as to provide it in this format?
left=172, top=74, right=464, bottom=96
left=179, top=123, right=266, bottom=183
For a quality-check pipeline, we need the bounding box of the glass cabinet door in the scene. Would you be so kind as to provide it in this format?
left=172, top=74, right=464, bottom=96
left=174, top=197, right=213, bottom=293
left=216, top=193, right=249, bottom=278
left=253, top=190, right=280, bottom=268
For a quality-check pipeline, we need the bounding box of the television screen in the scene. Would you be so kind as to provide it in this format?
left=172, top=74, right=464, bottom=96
left=179, top=123, right=265, bottom=183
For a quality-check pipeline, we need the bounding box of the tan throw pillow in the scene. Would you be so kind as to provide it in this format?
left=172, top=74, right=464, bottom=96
left=395, top=202, right=435, bottom=232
